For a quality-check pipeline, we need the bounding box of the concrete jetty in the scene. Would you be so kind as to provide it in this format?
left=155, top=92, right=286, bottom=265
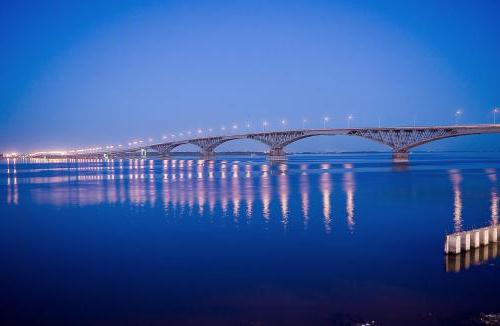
left=445, top=225, right=499, bottom=255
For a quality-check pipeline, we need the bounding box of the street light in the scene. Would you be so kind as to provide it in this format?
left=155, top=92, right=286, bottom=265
left=302, top=118, right=307, bottom=129
left=281, top=119, right=287, bottom=130
left=493, top=108, right=499, bottom=124
left=323, top=116, right=329, bottom=129
left=263, top=120, right=268, bottom=131
left=455, top=109, right=462, bottom=125
left=347, top=115, right=353, bottom=128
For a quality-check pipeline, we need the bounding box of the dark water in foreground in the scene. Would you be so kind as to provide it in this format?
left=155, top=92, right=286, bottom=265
left=1, top=153, right=500, bottom=325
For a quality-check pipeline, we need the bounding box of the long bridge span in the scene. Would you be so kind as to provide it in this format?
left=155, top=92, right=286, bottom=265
left=28, top=124, right=500, bottom=162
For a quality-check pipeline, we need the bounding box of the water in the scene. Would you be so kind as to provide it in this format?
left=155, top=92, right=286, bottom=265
left=1, top=153, right=500, bottom=325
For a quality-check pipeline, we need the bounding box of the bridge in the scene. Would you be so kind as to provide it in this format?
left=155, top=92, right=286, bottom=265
left=28, top=124, right=500, bottom=162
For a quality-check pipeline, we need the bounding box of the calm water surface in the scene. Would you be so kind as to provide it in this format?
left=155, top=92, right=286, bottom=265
left=1, top=153, right=500, bottom=325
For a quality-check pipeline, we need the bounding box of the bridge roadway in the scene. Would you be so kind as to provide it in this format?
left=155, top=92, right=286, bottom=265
left=30, top=124, right=500, bottom=162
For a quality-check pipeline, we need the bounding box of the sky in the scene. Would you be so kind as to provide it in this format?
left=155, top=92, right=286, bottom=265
left=1, top=0, right=499, bottom=153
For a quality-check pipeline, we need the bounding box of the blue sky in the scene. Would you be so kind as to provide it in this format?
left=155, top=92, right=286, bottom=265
left=1, top=0, right=499, bottom=152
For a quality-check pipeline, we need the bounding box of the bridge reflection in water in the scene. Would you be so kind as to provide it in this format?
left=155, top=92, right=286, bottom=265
left=4, top=158, right=357, bottom=232
left=2, top=158, right=499, bottom=238
left=5, top=159, right=18, bottom=205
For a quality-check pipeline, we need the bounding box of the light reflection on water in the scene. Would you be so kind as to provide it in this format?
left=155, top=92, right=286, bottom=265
left=486, top=168, right=499, bottom=226
left=343, top=166, right=355, bottom=232
left=449, top=169, right=463, bottom=232
left=300, top=166, right=309, bottom=228
left=2, top=157, right=500, bottom=234
left=319, top=170, right=332, bottom=234
left=261, top=164, right=271, bottom=221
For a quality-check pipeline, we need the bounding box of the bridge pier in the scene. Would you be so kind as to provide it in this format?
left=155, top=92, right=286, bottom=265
left=200, top=150, right=215, bottom=159
left=392, top=151, right=409, bottom=163
left=267, top=148, right=287, bottom=161
left=158, top=153, right=171, bottom=160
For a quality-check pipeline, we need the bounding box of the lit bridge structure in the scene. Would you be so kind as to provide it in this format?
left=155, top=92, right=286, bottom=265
left=29, top=124, right=500, bottom=162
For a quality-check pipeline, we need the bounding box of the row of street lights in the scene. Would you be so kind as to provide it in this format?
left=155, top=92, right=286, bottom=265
left=156, top=115, right=356, bottom=142
left=120, top=116, right=355, bottom=148
left=454, top=108, right=500, bottom=125
left=115, top=108, right=500, bottom=150
left=134, top=108, right=499, bottom=147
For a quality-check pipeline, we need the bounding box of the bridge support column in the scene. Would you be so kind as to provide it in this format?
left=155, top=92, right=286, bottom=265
left=392, top=151, right=409, bottom=163
left=267, top=148, right=287, bottom=161
left=158, top=151, right=171, bottom=159
left=200, top=149, right=215, bottom=159
left=140, top=148, right=147, bottom=159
